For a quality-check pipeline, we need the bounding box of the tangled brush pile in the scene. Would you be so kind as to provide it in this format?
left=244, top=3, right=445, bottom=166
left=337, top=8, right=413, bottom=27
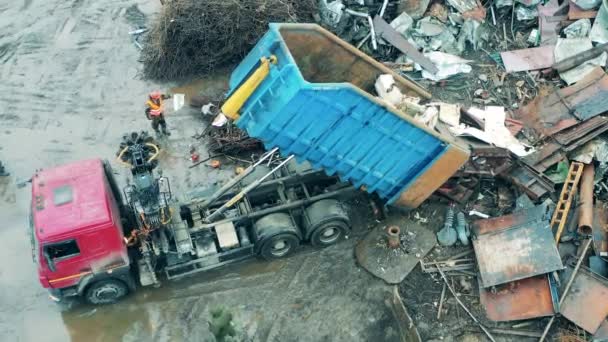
left=141, top=0, right=317, bottom=81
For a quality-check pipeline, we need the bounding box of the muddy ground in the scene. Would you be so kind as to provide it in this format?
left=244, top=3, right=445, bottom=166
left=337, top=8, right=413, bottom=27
left=0, top=0, right=412, bottom=341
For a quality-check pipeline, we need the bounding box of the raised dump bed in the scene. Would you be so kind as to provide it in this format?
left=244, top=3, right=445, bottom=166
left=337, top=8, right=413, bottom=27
left=227, top=23, right=469, bottom=208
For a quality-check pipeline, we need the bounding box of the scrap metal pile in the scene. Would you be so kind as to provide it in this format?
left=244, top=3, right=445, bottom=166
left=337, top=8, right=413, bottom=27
left=318, top=0, right=608, bottom=340
left=140, top=0, right=317, bottom=80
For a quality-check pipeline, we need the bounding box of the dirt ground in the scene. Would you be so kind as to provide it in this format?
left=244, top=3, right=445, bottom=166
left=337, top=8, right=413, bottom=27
left=0, top=0, right=410, bottom=341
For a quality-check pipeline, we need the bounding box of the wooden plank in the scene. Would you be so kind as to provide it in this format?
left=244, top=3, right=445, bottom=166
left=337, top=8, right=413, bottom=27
left=372, top=16, right=439, bottom=74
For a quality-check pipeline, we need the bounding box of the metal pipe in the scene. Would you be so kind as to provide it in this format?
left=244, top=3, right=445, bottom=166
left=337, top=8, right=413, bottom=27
left=379, top=0, right=389, bottom=16
left=553, top=42, right=608, bottom=72
left=195, top=147, right=279, bottom=209
left=538, top=239, right=593, bottom=342
left=578, top=163, right=594, bottom=235
left=386, top=226, right=401, bottom=248
left=437, top=266, right=496, bottom=342
left=345, top=9, right=377, bottom=50
left=205, top=155, right=294, bottom=222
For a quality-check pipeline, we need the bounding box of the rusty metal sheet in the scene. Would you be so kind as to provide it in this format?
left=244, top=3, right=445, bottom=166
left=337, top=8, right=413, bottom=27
left=553, top=116, right=608, bottom=148
left=515, top=67, right=608, bottom=141
left=459, top=146, right=513, bottom=176
left=501, top=46, right=555, bottom=73
left=568, top=0, right=598, bottom=20
left=560, top=266, right=608, bottom=333
left=593, top=204, right=608, bottom=257
left=472, top=205, right=564, bottom=288
left=521, top=142, right=565, bottom=173
left=504, top=162, right=555, bottom=200
left=479, top=275, right=555, bottom=322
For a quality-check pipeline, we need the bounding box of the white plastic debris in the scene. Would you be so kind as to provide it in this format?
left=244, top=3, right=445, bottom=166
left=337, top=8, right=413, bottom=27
left=469, top=210, right=490, bottom=219
left=391, top=12, right=414, bottom=35
left=201, top=103, right=215, bottom=115
left=438, top=103, right=461, bottom=127
left=416, top=17, right=446, bottom=36
left=419, top=51, right=472, bottom=81
left=591, top=1, right=608, bottom=43
left=449, top=106, right=532, bottom=157
left=415, top=106, right=439, bottom=129
left=320, top=0, right=345, bottom=27
left=172, top=93, right=185, bottom=111
left=528, top=29, right=540, bottom=45
left=564, top=19, right=592, bottom=38
left=375, top=74, right=424, bottom=115
left=516, top=5, right=539, bottom=20
left=212, top=113, right=228, bottom=127
left=375, top=74, right=404, bottom=106
left=572, top=0, right=602, bottom=10
left=554, top=38, right=608, bottom=85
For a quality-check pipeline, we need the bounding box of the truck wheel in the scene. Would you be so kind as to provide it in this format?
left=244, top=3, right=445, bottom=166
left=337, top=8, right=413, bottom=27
left=259, top=233, right=300, bottom=260
left=309, top=220, right=349, bottom=247
left=304, top=199, right=351, bottom=247
left=85, top=279, right=128, bottom=305
left=254, top=213, right=301, bottom=260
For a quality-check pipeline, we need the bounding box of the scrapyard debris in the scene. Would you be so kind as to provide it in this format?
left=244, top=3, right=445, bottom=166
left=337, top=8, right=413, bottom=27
left=437, top=206, right=457, bottom=246
left=373, top=16, right=439, bottom=73
left=591, top=0, right=608, bottom=42
left=207, top=124, right=263, bottom=156
left=564, top=18, right=593, bottom=37
left=554, top=38, right=608, bottom=84
left=140, top=0, right=317, bottom=81
left=500, top=45, right=555, bottom=72
left=355, top=220, right=436, bottom=284
left=418, top=51, right=472, bottom=81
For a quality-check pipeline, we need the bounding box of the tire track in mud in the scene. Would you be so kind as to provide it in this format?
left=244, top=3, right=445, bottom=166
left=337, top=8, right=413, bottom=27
left=0, top=0, right=146, bottom=127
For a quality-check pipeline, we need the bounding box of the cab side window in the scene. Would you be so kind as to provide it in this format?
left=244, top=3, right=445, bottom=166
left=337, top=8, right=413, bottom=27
left=45, top=240, right=80, bottom=260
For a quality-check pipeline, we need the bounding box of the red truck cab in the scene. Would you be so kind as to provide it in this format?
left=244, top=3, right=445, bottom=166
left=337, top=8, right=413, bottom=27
left=30, top=159, right=136, bottom=304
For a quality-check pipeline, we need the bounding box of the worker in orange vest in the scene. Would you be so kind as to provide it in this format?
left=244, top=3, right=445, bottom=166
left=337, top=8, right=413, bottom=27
left=145, top=91, right=171, bottom=136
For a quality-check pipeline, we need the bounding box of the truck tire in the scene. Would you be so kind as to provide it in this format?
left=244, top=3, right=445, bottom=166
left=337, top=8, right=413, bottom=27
left=84, top=279, right=128, bottom=305
left=254, top=213, right=301, bottom=260
left=304, top=199, right=351, bottom=247
left=259, top=233, right=300, bottom=260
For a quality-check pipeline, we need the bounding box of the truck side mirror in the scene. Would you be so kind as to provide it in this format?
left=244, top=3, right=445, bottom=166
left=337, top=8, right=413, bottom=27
left=44, top=250, right=56, bottom=272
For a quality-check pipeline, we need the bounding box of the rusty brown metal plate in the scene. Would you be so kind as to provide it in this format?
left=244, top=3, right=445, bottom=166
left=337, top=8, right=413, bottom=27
left=560, top=266, right=608, bottom=333
left=472, top=205, right=564, bottom=288
left=568, top=0, right=598, bottom=19
left=479, top=275, right=555, bottom=322
left=515, top=67, right=608, bottom=142
left=501, top=46, right=555, bottom=73
left=593, top=204, right=608, bottom=257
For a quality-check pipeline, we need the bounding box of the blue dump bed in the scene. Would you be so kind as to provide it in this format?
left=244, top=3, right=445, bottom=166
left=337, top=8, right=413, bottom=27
left=228, top=23, right=469, bottom=208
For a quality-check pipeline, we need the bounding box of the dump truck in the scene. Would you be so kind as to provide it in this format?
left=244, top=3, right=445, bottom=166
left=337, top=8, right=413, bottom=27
left=220, top=23, right=469, bottom=208
left=29, top=24, right=468, bottom=305
left=30, top=135, right=356, bottom=304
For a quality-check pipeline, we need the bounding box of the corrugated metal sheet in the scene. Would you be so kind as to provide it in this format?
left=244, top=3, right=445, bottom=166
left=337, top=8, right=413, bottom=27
left=516, top=67, right=608, bottom=143
left=230, top=23, right=469, bottom=206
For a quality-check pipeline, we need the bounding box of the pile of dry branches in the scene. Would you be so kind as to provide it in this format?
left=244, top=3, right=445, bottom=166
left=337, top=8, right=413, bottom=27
left=141, top=0, right=317, bottom=81
left=207, top=124, right=263, bottom=156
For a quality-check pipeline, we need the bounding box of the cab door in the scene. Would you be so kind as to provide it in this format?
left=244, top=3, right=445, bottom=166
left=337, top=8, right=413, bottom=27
left=43, top=239, right=91, bottom=289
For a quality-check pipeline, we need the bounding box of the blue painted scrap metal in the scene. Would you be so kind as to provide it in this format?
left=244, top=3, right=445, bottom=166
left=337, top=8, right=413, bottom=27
left=228, top=23, right=470, bottom=207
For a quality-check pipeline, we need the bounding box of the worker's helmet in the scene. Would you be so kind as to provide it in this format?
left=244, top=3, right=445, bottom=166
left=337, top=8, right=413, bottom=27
left=149, top=91, right=161, bottom=100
